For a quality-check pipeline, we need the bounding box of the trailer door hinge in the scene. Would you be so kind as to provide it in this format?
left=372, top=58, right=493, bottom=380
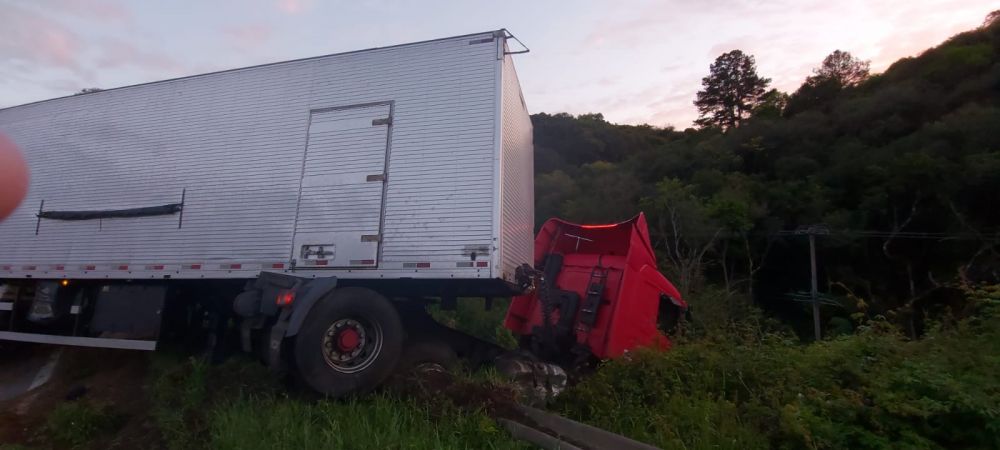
left=372, top=117, right=392, bottom=126
left=361, top=234, right=381, bottom=242
left=366, top=174, right=385, bottom=182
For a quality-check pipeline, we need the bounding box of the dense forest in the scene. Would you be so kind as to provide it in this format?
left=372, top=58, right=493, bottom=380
left=532, top=14, right=1000, bottom=337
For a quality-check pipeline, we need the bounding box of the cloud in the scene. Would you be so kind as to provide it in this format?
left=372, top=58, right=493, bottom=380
left=0, top=4, right=87, bottom=75
left=276, top=0, right=311, bottom=14
left=579, top=0, right=993, bottom=128
left=224, top=24, right=273, bottom=49
left=95, top=38, right=185, bottom=73
left=46, top=0, right=132, bottom=23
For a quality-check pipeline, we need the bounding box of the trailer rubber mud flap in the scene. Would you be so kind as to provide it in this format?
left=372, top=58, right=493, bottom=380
left=284, top=276, right=339, bottom=337
left=267, top=308, right=292, bottom=370
left=92, top=284, right=166, bottom=339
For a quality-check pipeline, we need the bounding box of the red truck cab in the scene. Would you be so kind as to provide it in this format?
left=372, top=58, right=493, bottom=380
left=504, top=213, right=686, bottom=361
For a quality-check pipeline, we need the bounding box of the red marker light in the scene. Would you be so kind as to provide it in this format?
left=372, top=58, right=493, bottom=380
left=276, top=289, right=295, bottom=307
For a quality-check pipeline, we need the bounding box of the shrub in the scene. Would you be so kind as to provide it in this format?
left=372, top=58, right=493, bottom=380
left=555, top=286, right=1000, bottom=449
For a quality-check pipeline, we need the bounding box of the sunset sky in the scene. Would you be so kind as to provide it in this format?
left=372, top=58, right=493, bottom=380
left=1, top=0, right=994, bottom=128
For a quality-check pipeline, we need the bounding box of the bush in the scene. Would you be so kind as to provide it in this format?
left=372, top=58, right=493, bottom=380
left=554, top=288, right=1000, bottom=450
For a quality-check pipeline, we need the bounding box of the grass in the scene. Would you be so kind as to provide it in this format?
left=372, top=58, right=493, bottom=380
left=33, top=282, right=1000, bottom=450
left=210, top=394, right=528, bottom=450
left=45, top=401, right=124, bottom=449
left=147, top=352, right=529, bottom=450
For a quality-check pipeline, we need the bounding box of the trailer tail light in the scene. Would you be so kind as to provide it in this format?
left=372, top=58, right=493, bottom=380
left=271, top=263, right=285, bottom=269
left=276, top=289, right=295, bottom=307
left=476, top=261, right=489, bottom=268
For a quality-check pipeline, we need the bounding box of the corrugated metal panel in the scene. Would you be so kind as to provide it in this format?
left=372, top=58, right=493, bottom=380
left=292, top=103, right=390, bottom=268
left=0, top=32, right=506, bottom=280
left=497, top=50, right=535, bottom=282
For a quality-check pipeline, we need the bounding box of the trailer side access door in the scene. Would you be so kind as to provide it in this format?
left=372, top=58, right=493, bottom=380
left=292, top=103, right=392, bottom=268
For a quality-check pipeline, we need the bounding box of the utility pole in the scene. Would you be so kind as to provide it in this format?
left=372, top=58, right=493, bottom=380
left=794, top=225, right=828, bottom=340
left=809, top=233, right=820, bottom=341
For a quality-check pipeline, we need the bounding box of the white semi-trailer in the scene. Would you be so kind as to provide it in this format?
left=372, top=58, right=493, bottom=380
left=0, top=30, right=533, bottom=396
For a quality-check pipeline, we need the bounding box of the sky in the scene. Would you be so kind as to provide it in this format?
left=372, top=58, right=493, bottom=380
left=0, top=0, right=995, bottom=128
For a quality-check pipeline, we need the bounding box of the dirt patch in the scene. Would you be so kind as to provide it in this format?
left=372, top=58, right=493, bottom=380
left=0, top=346, right=160, bottom=449
left=386, top=368, right=526, bottom=421
left=385, top=367, right=601, bottom=449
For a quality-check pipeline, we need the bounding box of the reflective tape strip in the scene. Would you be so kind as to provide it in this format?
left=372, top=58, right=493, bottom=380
left=0, top=331, right=157, bottom=351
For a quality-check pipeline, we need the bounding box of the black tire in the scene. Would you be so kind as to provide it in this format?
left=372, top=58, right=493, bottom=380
left=294, top=287, right=404, bottom=397
left=397, top=339, right=459, bottom=372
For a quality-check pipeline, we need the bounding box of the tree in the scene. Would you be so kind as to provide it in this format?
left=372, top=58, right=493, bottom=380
left=785, top=50, right=869, bottom=116
left=694, top=50, right=771, bottom=130
left=984, top=10, right=999, bottom=28
left=642, top=178, right=723, bottom=297
left=752, top=89, right=789, bottom=118
left=811, top=50, right=870, bottom=87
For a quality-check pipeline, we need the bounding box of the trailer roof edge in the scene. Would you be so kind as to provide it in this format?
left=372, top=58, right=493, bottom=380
left=0, top=29, right=511, bottom=113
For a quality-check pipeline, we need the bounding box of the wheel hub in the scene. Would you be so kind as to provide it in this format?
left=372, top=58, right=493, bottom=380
left=321, top=317, right=383, bottom=373
left=337, top=327, right=361, bottom=352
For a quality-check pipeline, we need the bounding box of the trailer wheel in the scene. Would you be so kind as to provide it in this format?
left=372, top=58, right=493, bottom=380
left=294, top=287, right=403, bottom=397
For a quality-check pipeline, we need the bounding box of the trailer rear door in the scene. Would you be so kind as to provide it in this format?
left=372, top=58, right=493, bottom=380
left=292, top=103, right=392, bottom=268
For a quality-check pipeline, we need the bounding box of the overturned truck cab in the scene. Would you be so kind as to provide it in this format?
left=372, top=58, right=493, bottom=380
left=504, top=213, right=687, bottom=367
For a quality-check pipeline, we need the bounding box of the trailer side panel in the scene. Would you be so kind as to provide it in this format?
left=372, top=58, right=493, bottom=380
left=0, top=32, right=508, bottom=281
left=497, top=50, right=535, bottom=283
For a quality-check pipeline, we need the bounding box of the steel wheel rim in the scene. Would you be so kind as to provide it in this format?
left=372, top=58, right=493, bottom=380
left=321, top=317, right=383, bottom=373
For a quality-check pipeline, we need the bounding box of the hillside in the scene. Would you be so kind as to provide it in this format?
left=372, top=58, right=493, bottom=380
left=533, top=18, right=1000, bottom=334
